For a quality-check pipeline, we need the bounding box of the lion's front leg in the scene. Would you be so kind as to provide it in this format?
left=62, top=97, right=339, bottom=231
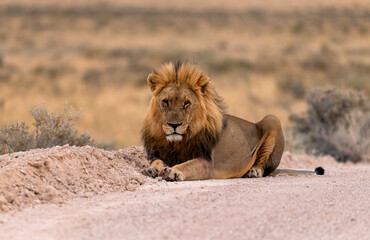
left=144, top=159, right=166, bottom=178
left=159, top=167, right=186, bottom=181
left=160, top=158, right=214, bottom=181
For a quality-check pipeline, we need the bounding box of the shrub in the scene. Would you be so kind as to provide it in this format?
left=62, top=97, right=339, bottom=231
left=0, top=122, right=34, bottom=154
left=290, top=88, right=370, bottom=162
left=0, top=105, right=97, bottom=155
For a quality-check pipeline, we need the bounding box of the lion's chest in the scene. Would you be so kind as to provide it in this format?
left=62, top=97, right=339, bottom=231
left=156, top=147, right=196, bottom=167
left=152, top=141, right=213, bottom=167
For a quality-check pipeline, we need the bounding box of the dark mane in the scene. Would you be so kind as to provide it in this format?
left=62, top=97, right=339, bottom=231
left=142, top=127, right=220, bottom=166
left=141, top=61, right=225, bottom=166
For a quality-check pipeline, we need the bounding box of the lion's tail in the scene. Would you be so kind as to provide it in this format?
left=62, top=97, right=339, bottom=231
left=269, top=166, right=325, bottom=176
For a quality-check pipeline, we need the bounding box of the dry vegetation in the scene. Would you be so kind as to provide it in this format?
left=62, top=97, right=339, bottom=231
left=289, top=88, right=370, bottom=163
left=0, top=1, right=369, bottom=159
left=0, top=105, right=111, bottom=155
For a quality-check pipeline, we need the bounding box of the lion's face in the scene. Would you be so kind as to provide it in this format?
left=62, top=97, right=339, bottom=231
left=143, top=62, right=224, bottom=145
left=157, top=83, right=198, bottom=142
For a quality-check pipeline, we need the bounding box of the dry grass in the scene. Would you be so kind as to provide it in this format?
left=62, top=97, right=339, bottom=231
left=0, top=1, right=369, bottom=148
left=0, top=105, right=105, bottom=155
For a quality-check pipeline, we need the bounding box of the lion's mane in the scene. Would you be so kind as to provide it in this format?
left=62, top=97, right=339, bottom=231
left=141, top=61, right=226, bottom=166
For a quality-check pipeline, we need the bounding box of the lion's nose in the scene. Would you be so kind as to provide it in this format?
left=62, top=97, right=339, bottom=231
left=168, top=122, right=182, bottom=130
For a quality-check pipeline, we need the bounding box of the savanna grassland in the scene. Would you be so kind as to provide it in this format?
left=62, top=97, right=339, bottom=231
left=0, top=4, right=370, bottom=238
left=0, top=0, right=369, bottom=148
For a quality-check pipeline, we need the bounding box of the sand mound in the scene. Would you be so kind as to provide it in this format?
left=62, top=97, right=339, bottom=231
left=0, top=145, right=149, bottom=212
left=0, top=146, right=347, bottom=212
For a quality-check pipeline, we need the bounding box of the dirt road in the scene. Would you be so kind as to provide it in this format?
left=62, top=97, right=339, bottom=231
left=1, top=165, right=369, bottom=240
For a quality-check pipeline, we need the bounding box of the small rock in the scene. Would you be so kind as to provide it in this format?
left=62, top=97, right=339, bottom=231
left=83, top=192, right=94, bottom=198
left=24, top=189, right=31, bottom=197
left=4, top=193, right=15, bottom=203
left=46, top=185, right=57, bottom=192
left=0, top=195, right=7, bottom=205
left=62, top=144, right=70, bottom=149
left=20, top=169, right=27, bottom=175
left=0, top=205, right=9, bottom=212
left=15, top=153, right=25, bottom=158
left=44, top=160, right=51, bottom=168
left=51, top=197, right=64, bottom=204
left=29, top=161, right=44, bottom=168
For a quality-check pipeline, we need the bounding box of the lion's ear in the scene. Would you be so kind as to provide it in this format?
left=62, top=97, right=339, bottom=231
left=198, top=75, right=210, bottom=93
left=147, top=73, right=156, bottom=92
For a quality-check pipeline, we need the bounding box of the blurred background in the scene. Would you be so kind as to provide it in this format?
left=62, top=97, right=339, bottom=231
left=0, top=0, right=369, bottom=161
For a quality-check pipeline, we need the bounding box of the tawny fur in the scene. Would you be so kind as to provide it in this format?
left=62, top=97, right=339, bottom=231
left=142, top=61, right=286, bottom=181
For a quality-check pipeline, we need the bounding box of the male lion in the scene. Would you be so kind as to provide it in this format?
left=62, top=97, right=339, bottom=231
left=142, top=61, right=323, bottom=181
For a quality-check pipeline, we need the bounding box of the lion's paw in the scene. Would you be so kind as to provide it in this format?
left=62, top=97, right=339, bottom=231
left=159, top=167, right=185, bottom=181
left=143, top=167, right=162, bottom=178
left=246, top=167, right=264, bottom=178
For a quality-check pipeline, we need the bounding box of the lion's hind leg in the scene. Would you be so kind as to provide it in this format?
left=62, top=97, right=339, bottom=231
left=245, top=115, right=284, bottom=178
left=245, top=132, right=275, bottom=178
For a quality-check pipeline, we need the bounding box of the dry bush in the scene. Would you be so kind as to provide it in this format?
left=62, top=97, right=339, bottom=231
left=290, top=88, right=370, bottom=163
left=0, top=122, right=34, bottom=153
left=0, top=106, right=98, bottom=155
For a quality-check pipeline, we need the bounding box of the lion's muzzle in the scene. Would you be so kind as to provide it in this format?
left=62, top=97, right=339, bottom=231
left=166, top=133, right=183, bottom=142
left=163, top=122, right=187, bottom=142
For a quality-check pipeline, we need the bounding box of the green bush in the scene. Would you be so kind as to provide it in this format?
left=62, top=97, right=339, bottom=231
left=0, top=105, right=97, bottom=154
left=290, top=88, right=370, bottom=162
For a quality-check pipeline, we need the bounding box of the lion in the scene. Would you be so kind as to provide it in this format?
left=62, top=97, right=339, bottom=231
left=141, top=61, right=324, bottom=181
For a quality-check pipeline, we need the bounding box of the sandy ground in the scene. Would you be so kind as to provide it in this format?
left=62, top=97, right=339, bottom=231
left=0, top=146, right=369, bottom=239
left=0, top=146, right=149, bottom=212
left=0, top=166, right=369, bottom=240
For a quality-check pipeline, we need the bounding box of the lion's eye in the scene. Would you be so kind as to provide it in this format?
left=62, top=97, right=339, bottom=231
left=162, top=99, right=169, bottom=107
left=184, top=100, right=191, bottom=109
